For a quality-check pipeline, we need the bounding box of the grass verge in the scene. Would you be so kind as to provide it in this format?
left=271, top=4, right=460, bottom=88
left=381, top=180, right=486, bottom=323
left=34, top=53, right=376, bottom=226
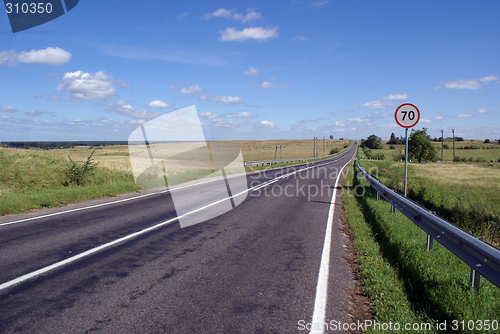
left=341, top=161, right=500, bottom=333
left=0, top=148, right=139, bottom=216
left=358, top=159, right=500, bottom=246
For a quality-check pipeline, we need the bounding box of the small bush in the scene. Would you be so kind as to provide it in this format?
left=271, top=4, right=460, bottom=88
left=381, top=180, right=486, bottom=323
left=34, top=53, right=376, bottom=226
left=468, top=157, right=474, bottom=162
left=443, top=143, right=450, bottom=149
left=376, top=154, right=385, bottom=160
left=330, top=148, right=340, bottom=155
left=62, top=149, right=98, bottom=186
left=476, top=157, right=487, bottom=162
left=462, top=157, right=467, bottom=162
left=453, top=156, right=461, bottom=162
left=484, top=139, right=490, bottom=143
left=389, top=145, right=396, bottom=149
left=498, top=158, right=500, bottom=163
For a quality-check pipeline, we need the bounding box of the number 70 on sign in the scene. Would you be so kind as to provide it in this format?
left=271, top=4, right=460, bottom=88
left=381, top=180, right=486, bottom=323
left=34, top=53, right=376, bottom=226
left=395, top=103, right=420, bottom=128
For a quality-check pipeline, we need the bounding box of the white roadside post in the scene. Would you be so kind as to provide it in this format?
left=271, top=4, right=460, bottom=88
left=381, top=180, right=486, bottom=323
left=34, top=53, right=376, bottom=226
left=394, top=103, right=420, bottom=197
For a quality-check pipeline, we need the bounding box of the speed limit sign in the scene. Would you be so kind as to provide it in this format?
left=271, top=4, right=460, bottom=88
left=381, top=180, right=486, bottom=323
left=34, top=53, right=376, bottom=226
left=395, top=103, right=420, bottom=128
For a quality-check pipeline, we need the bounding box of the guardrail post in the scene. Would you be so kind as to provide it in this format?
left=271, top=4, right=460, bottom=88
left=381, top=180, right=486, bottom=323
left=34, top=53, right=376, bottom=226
left=391, top=205, right=395, bottom=213
left=376, top=192, right=380, bottom=201
left=470, top=237, right=484, bottom=292
left=426, top=234, right=434, bottom=251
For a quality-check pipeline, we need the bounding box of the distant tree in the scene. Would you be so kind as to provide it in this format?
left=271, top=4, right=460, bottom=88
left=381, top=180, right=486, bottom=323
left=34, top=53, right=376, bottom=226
left=484, top=139, right=491, bottom=143
left=329, top=135, right=333, bottom=139
left=387, top=132, right=400, bottom=145
left=363, top=134, right=383, bottom=149
left=455, top=137, right=464, bottom=142
left=408, top=128, right=438, bottom=163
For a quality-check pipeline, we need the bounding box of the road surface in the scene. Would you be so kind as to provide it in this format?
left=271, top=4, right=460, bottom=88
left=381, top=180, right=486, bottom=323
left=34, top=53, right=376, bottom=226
left=0, top=144, right=363, bottom=333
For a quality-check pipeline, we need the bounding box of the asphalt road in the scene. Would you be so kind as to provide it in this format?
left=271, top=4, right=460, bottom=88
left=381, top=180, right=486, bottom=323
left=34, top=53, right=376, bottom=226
left=0, top=144, right=357, bottom=333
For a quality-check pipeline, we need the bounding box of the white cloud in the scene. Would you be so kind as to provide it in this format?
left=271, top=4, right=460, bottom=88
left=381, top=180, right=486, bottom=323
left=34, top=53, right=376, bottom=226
left=168, top=82, right=184, bottom=90
left=445, top=79, right=482, bottom=90
left=200, top=111, right=254, bottom=119
left=337, top=108, right=354, bottom=113
left=2, top=105, right=19, bottom=113
left=177, top=12, right=189, bottom=20
left=34, top=94, right=44, bottom=98
left=0, top=47, right=71, bottom=66
left=348, top=117, right=371, bottom=123
left=476, top=109, right=489, bottom=114
left=199, top=95, right=243, bottom=105
left=479, top=75, right=498, bottom=82
left=25, top=110, right=55, bottom=117
left=243, top=67, right=259, bottom=75
left=360, top=100, right=394, bottom=109
left=420, top=118, right=432, bottom=123
left=105, top=100, right=159, bottom=119
left=311, top=1, right=329, bottom=6
left=222, top=111, right=254, bottom=118
left=55, top=70, right=118, bottom=100
left=219, top=27, right=279, bottom=42
left=260, top=81, right=290, bottom=89
left=204, top=8, right=262, bottom=22
left=199, top=112, right=218, bottom=119
left=48, top=95, right=61, bottom=101
left=433, top=116, right=444, bottom=120
left=455, top=114, right=473, bottom=118
left=179, top=83, right=203, bottom=94
left=441, top=75, right=498, bottom=90
left=292, top=35, right=308, bottom=42
left=384, top=94, right=408, bottom=100
left=260, top=120, right=274, bottom=127
left=146, top=100, right=172, bottom=108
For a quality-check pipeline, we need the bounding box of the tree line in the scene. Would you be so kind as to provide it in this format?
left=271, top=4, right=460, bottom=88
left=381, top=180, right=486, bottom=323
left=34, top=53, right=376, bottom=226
left=1, top=141, right=128, bottom=150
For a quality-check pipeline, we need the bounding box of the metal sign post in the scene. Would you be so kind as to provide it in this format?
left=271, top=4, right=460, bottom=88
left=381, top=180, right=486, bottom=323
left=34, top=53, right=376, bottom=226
left=395, top=103, right=420, bottom=197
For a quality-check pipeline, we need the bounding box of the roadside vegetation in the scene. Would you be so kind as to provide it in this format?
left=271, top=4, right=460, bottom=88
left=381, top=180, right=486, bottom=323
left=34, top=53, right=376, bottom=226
left=359, top=159, right=500, bottom=246
left=0, top=139, right=351, bottom=216
left=362, top=133, right=500, bottom=163
left=341, top=161, right=500, bottom=333
left=0, top=147, right=138, bottom=216
left=358, top=130, right=500, bottom=245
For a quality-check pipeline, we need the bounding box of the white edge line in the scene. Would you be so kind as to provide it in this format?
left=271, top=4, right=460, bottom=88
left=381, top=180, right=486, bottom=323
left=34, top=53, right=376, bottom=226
left=0, top=150, right=352, bottom=228
left=310, top=153, right=354, bottom=334
left=0, top=150, right=354, bottom=292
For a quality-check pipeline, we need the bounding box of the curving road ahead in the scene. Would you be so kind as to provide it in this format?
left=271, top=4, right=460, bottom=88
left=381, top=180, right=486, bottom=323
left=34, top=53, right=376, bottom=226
left=0, top=144, right=358, bottom=333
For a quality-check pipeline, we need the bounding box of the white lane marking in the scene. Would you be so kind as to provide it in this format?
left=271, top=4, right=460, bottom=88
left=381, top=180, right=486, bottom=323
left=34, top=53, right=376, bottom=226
left=0, top=184, right=250, bottom=291
left=0, top=174, right=244, bottom=228
left=0, top=149, right=353, bottom=228
left=311, top=155, right=354, bottom=334
left=0, top=151, right=354, bottom=291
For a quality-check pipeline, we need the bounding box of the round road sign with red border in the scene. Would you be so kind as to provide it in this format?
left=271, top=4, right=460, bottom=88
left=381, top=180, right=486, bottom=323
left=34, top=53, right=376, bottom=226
left=395, top=103, right=420, bottom=128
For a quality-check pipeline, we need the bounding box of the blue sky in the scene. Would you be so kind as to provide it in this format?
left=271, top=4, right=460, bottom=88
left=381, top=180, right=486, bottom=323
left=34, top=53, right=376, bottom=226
left=1, top=1, right=499, bottom=141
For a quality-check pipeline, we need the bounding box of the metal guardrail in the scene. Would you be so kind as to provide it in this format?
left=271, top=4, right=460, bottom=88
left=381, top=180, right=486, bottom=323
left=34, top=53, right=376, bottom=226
left=244, top=142, right=353, bottom=167
left=356, top=159, right=500, bottom=291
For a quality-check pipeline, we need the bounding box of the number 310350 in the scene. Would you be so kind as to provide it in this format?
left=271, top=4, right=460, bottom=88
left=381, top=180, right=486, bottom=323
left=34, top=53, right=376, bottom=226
left=5, top=3, right=53, bottom=14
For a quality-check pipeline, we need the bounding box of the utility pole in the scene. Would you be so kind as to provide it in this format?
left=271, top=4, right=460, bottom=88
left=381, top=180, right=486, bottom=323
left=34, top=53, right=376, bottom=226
left=452, top=129, right=455, bottom=159
left=313, top=137, right=316, bottom=157
left=441, top=129, right=444, bottom=161
left=323, top=136, right=325, bottom=155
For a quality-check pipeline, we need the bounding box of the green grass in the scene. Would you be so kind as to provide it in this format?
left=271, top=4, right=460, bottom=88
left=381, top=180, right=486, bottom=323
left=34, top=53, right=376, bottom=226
left=0, top=148, right=139, bottom=216
left=358, top=159, right=500, bottom=246
left=372, top=140, right=500, bottom=162
left=341, top=162, right=500, bottom=333
left=0, top=141, right=352, bottom=216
